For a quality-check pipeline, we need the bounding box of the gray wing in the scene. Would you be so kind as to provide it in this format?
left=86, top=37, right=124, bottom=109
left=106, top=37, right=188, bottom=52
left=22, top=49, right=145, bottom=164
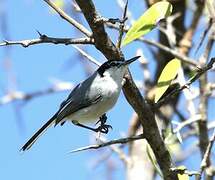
left=55, top=73, right=102, bottom=125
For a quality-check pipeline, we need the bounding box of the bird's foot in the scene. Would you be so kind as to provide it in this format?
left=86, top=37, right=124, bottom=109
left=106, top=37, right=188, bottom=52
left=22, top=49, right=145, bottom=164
left=94, top=114, right=112, bottom=134
left=95, top=124, right=112, bottom=134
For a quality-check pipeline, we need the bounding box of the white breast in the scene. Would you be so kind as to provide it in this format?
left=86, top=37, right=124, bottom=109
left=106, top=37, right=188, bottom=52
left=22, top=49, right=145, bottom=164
left=70, top=73, right=122, bottom=123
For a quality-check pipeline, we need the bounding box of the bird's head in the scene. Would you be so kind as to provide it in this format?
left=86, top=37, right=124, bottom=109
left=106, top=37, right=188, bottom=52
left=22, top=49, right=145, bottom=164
left=97, top=56, right=140, bottom=79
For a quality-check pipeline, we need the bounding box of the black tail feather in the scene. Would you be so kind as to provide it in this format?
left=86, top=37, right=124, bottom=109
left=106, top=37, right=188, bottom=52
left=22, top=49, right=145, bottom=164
left=20, top=113, right=57, bottom=151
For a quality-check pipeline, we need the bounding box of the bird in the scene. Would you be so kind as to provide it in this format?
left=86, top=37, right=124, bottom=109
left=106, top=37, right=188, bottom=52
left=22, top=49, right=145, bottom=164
left=20, top=56, right=140, bottom=151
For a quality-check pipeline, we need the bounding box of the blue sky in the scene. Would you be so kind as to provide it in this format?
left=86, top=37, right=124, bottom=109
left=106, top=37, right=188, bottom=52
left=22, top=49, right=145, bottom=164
left=0, top=1, right=144, bottom=180
left=0, top=0, right=214, bottom=180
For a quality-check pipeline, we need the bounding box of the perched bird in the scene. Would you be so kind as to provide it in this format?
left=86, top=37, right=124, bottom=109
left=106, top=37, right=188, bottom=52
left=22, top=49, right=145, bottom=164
left=21, top=56, right=140, bottom=151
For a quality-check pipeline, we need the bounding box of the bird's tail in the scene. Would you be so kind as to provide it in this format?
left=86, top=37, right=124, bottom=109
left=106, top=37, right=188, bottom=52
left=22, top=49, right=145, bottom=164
left=20, top=113, right=57, bottom=151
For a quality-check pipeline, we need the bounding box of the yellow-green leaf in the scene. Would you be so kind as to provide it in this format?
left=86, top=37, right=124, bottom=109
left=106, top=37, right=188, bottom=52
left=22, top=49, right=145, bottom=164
left=155, top=58, right=181, bottom=103
left=50, top=0, right=64, bottom=13
left=122, top=1, right=172, bottom=46
left=177, top=166, right=189, bottom=180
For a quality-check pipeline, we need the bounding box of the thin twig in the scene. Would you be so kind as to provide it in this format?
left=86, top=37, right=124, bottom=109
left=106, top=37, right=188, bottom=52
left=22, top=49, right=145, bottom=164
left=171, top=167, right=200, bottom=177
left=181, top=120, right=215, bottom=141
left=194, top=18, right=213, bottom=55
left=72, top=45, right=101, bottom=66
left=178, top=0, right=204, bottom=55
left=173, top=114, right=202, bottom=134
left=139, top=38, right=198, bottom=67
left=197, top=12, right=214, bottom=175
left=198, top=128, right=215, bottom=179
left=69, top=134, right=145, bottom=153
left=171, top=114, right=201, bottom=143
left=43, top=0, right=92, bottom=37
left=0, top=35, right=94, bottom=47
left=98, top=136, right=130, bottom=165
left=117, top=0, right=128, bottom=49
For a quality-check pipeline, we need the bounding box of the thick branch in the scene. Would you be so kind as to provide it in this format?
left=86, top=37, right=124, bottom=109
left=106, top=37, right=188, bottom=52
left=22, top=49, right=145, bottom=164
left=75, top=1, right=177, bottom=179
left=74, top=0, right=122, bottom=60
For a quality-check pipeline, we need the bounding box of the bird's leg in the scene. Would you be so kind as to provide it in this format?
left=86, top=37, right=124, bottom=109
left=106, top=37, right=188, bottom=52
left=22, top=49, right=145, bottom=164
left=72, top=117, right=112, bottom=134
left=72, top=120, right=101, bottom=132
left=95, top=114, right=107, bottom=125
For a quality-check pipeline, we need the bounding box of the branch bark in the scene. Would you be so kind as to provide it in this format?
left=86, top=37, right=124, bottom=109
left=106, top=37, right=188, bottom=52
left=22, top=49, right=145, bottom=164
left=74, top=0, right=177, bottom=179
left=0, top=35, right=94, bottom=47
left=43, top=0, right=91, bottom=37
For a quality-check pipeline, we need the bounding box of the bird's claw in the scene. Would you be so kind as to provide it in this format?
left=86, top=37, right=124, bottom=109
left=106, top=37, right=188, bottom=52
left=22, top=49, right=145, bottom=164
left=96, top=124, right=112, bottom=134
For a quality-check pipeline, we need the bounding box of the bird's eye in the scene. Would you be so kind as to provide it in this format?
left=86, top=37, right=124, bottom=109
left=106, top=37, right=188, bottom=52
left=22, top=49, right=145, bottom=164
left=111, top=62, right=116, bottom=66
left=110, top=61, right=120, bottom=67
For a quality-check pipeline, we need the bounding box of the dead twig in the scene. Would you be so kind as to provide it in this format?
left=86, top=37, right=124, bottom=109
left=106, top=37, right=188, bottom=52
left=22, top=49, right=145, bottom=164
left=0, top=33, right=94, bottom=47
left=69, top=134, right=145, bottom=153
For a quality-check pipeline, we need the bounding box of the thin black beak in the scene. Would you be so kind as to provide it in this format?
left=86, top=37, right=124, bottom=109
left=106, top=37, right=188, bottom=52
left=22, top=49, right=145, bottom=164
left=123, top=56, right=141, bottom=66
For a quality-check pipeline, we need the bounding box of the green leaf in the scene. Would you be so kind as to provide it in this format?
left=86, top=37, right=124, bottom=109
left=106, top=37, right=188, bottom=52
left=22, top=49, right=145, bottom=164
left=155, top=58, right=181, bottom=103
left=122, top=1, right=172, bottom=46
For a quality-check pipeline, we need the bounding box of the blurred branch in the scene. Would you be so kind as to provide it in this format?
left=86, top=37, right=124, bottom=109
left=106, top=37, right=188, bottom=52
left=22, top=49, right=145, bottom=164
left=0, top=33, right=94, bottom=47
left=158, top=13, right=181, bottom=48
left=43, top=0, right=92, bottom=37
left=72, top=45, right=101, bottom=66
left=198, top=129, right=215, bottom=180
left=0, top=81, right=74, bottom=106
left=98, top=136, right=130, bottom=165
left=0, top=80, right=145, bottom=106
left=182, top=121, right=215, bottom=140
left=194, top=18, right=213, bottom=55
left=140, top=38, right=198, bottom=66
left=173, top=114, right=201, bottom=134
left=171, top=167, right=200, bottom=178
left=197, top=0, right=215, bottom=55
left=179, top=1, right=205, bottom=54
left=197, top=7, right=214, bottom=175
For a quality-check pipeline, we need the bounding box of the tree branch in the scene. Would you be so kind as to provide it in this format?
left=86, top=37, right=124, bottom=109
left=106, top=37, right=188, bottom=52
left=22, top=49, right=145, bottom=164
left=0, top=33, right=94, bottom=47
left=0, top=81, right=75, bottom=106
left=116, top=0, right=128, bottom=49
left=43, top=0, right=92, bottom=37
left=75, top=0, right=177, bottom=179
left=69, top=134, right=145, bottom=153
left=74, top=0, right=122, bottom=60
left=198, top=128, right=215, bottom=180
